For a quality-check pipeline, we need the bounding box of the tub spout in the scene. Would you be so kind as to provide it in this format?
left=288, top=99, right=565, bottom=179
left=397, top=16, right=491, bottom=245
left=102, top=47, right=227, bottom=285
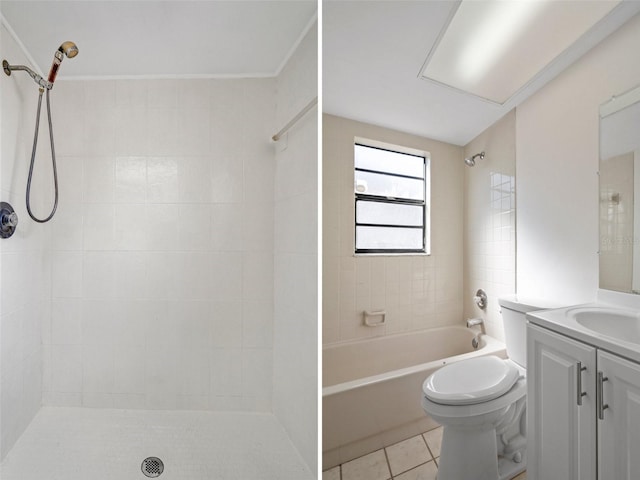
left=467, top=318, right=484, bottom=349
left=467, top=317, right=484, bottom=328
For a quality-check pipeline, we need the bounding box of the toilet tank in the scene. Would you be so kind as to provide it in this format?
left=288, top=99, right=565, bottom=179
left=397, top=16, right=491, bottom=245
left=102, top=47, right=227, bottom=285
left=498, top=296, right=560, bottom=369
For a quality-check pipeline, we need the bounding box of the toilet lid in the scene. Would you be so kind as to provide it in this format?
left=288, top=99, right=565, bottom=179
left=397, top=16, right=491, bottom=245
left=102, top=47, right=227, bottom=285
left=422, top=356, right=520, bottom=406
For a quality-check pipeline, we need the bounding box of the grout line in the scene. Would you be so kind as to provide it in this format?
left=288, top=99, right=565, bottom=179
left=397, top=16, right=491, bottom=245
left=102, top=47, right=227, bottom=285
left=419, top=432, right=434, bottom=461
left=392, top=460, right=434, bottom=479
left=423, top=426, right=443, bottom=462
left=422, top=433, right=437, bottom=462
left=382, top=446, right=393, bottom=480
left=333, top=428, right=442, bottom=480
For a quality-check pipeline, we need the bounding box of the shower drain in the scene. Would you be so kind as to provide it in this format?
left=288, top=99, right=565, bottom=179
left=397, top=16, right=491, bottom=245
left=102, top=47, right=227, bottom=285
left=141, top=457, right=164, bottom=478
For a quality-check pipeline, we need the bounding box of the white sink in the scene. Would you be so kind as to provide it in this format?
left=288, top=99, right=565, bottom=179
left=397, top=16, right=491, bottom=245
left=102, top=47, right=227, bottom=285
left=567, top=307, right=640, bottom=345
left=528, top=302, right=640, bottom=364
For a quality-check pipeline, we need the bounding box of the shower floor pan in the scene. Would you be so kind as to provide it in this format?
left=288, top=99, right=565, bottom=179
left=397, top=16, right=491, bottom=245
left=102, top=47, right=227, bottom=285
left=0, top=407, right=313, bottom=480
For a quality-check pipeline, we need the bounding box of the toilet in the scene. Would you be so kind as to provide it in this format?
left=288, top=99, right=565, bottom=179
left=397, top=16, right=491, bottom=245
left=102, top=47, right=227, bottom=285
left=421, top=296, right=553, bottom=480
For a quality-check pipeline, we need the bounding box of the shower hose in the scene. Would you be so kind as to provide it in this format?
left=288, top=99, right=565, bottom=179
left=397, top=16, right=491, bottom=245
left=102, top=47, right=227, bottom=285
left=26, top=87, right=59, bottom=223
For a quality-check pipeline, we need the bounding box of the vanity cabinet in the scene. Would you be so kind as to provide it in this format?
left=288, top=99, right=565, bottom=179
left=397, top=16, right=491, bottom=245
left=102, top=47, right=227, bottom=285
left=597, top=350, right=640, bottom=479
left=527, top=323, right=640, bottom=480
left=527, top=323, right=596, bottom=480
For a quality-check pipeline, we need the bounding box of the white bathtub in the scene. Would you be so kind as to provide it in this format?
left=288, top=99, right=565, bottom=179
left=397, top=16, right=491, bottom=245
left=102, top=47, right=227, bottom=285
left=322, top=325, right=506, bottom=469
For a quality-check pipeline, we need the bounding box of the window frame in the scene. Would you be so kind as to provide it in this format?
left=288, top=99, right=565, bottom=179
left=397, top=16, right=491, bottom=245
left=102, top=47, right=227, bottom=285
left=354, top=141, right=430, bottom=255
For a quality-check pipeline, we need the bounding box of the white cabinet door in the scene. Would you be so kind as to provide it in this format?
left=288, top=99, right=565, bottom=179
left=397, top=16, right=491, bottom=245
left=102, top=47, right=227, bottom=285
left=597, top=350, right=640, bottom=480
left=527, top=324, right=597, bottom=480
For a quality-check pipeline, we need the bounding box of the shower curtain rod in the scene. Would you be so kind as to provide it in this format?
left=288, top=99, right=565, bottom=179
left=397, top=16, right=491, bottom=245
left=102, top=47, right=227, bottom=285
left=272, top=96, right=317, bottom=142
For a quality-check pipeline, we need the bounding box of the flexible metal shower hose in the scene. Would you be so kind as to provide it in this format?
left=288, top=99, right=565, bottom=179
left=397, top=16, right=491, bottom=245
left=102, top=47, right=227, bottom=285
left=26, top=88, right=59, bottom=223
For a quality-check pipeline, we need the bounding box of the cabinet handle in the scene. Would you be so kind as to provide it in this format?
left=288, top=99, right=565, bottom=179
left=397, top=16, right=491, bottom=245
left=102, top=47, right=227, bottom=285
left=576, top=362, right=587, bottom=406
left=597, top=371, right=609, bottom=420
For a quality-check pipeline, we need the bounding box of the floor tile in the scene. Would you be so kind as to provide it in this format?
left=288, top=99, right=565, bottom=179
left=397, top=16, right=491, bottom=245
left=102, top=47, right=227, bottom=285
left=327, top=426, right=526, bottom=480
left=393, top=461, right=438, bottom=480
left=423, top=426, right=443, bottom=459
left=341, top=449, right=390, bottom=480
left=0, top=407, right=313, bottom=480
left=385, top=435, right=431, bottom=476
left=323, top=466, right=341, bottom=480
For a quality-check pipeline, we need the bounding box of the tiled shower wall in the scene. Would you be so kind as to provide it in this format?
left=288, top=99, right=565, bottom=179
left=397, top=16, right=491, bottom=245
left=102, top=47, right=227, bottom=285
left=273, top=22, right=317, bottom=472
left=323, top=115, right=464, bottom=345
left=462, top=110, right=516, bottom=341
left=43, top=77, right=277, bottom=411
left=0, top=23, right=49, bottom=460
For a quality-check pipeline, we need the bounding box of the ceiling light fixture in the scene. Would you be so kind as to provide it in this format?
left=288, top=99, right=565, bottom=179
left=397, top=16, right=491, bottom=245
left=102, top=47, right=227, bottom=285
left=458, top=1, right=544, bottom=86
left=420, top=0, right=621, bottom=105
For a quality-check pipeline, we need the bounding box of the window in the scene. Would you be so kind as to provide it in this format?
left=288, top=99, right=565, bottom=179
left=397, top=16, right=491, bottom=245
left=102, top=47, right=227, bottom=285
left=354, top=142, right=429, bottom=254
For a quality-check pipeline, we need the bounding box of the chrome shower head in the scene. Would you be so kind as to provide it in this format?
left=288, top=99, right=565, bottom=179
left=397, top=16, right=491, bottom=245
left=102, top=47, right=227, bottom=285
left=48, top=41, right=79, bottom=85
left=464, top=151, right=485, bottom=167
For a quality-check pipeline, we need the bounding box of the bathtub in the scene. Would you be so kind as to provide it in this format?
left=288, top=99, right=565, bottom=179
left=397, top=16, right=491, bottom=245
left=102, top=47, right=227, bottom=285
left=322, top=325, right=506, bottom=469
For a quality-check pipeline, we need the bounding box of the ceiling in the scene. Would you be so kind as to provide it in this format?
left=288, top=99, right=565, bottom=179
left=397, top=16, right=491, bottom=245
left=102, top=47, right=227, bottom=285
left=323, top=1, right=640, bottom=146
left=0, top=0, right=317, bottom=78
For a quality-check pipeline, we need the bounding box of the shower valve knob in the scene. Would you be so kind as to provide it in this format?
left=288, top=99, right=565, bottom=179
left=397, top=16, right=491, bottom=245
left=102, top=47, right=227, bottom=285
left=0, top=202, right=18, bottom=238
left=4, top=212, right=18, bottom=227
left=474, top=289, right=487, bottom=309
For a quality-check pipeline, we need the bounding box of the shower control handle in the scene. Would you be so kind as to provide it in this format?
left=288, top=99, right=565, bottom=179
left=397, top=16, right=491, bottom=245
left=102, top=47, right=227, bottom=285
left=576, top=362, right=587, bottom=406
left=0, top=202, right=18, bottom=238
left=3, top=212, right=18, bottom=227
left=474, top=289, right=487, bottom=309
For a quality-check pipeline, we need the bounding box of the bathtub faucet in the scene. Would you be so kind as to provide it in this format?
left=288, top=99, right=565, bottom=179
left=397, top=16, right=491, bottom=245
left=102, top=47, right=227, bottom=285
left=467, top=318, right=484, bottom=349
left=466, top=318, right=484, bottom=328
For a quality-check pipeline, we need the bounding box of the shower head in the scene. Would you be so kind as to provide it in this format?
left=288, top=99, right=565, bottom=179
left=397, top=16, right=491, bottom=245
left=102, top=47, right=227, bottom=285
left=2, top=41, right=79, bottom=90
left=464, top=151, right=485, bottom=167
left=59, top=41, right=79, bottom=59
left=47, top=41, right=79, bottom=86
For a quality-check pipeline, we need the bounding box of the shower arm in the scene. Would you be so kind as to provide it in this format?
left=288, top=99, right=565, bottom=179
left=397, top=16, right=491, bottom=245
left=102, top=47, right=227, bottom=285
left=2, top=60, right=52, bottom=90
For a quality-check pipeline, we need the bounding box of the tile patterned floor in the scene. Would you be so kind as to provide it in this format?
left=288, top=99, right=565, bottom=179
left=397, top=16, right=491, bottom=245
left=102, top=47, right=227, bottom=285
left=0, top=407, right=314, bottom=480
left=323, top=426, right=528, bottom=480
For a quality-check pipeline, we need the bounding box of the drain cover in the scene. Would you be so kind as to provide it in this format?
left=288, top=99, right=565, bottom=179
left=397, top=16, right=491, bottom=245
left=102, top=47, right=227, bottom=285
left=141, top=457, right=164, bottom=478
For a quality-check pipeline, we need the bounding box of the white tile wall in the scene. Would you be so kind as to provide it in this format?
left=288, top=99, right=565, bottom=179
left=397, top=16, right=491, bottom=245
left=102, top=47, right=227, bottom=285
left=41, top=76, right=277, bottom=413
left=3, top=14, right=316, bottom=470
left=462, top=110, right=516, bottom=341
left=0, top=24, right=49, bottom=460
left=322, top=115, right=464, bottom=345
left=273, top=21, right=318, bottom=475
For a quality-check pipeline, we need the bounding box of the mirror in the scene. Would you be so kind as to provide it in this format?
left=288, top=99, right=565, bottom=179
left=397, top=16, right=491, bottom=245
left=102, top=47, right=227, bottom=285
left=599, top=84, right=640, bottom=293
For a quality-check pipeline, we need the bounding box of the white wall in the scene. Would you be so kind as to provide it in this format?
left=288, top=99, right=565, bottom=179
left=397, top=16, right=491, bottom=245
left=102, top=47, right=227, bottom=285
left=0, top=23, right=49, bottom=460
left=517, top=13, right=640, bottom=304
left=42, top=77, right=277, bottom=412
left=463, top=111, right=516, bottom=341
left=323, top=115, right=463, bottom=345
left=273, top=22, right=317, bottom=475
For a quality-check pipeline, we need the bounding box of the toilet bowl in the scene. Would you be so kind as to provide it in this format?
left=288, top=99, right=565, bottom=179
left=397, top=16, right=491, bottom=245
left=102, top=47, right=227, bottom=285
left=421, top=296, right=556, bottom=480
left=422, top=356, right=527, bottom=480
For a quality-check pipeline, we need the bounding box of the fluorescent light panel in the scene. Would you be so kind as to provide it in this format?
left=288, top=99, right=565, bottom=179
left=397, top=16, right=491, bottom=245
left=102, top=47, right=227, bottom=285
left=421, top=0, right=620, bottom=104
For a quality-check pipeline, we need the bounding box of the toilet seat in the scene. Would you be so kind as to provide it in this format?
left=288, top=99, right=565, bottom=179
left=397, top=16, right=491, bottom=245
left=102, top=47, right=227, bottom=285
left=423, top=356, right=520, bottom=405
